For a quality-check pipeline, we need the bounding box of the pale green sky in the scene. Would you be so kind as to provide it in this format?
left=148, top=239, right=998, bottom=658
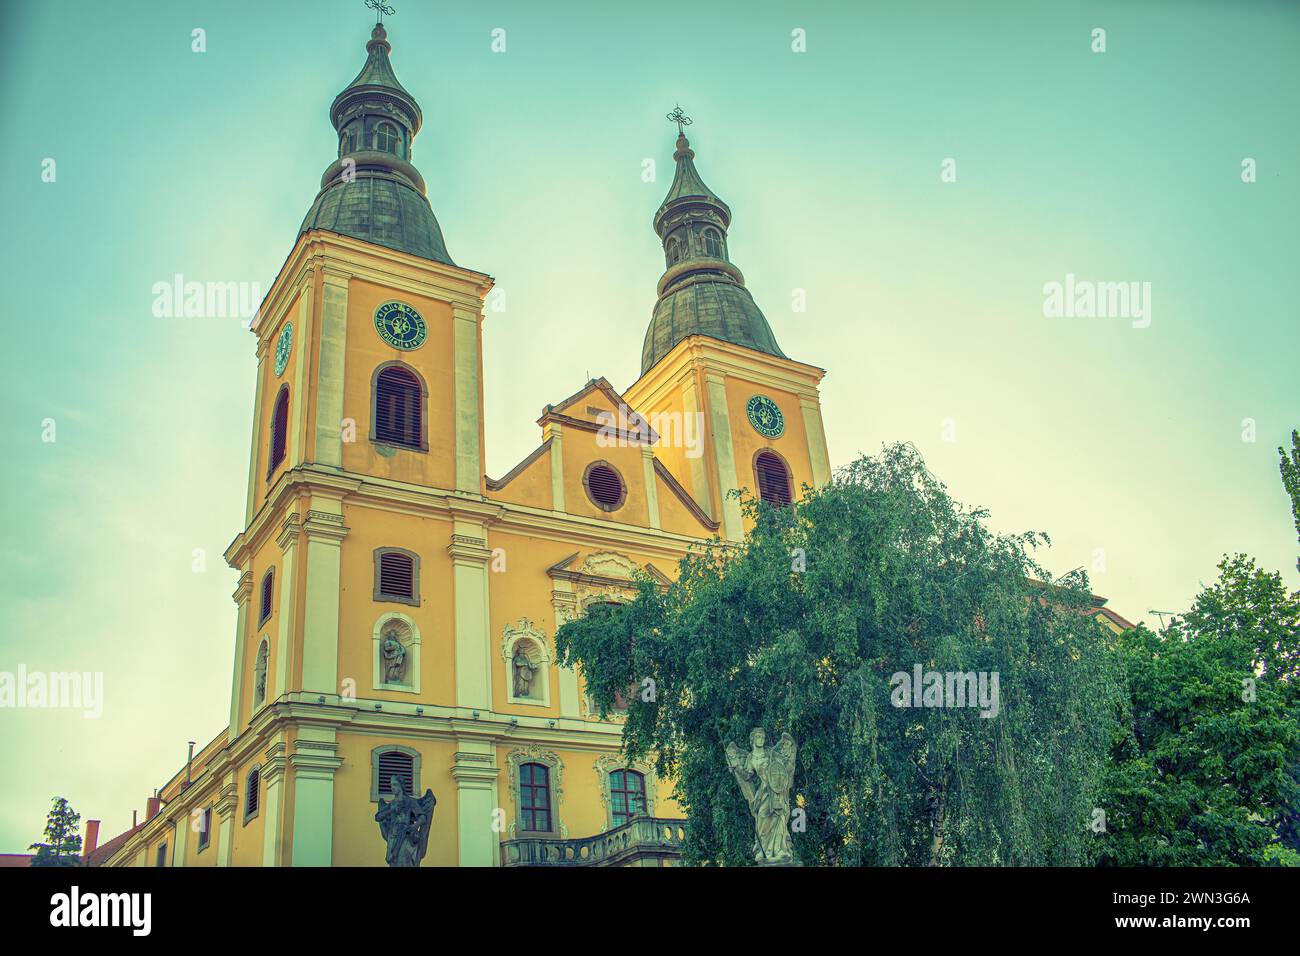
left=1, top=0, right=1297, bottom=851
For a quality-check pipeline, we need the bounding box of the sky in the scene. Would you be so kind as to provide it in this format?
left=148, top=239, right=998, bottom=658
left=0, top=0, right=1297, bottom=852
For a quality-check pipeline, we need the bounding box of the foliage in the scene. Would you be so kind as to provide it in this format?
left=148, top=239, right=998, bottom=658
left=556, top=443, right=1123, bottom=866
left=1098, top=556, right=1300, bottom=865
left=29, top=796, right=82, bottom=867
left=1280, top=430, right=1300, bottom=573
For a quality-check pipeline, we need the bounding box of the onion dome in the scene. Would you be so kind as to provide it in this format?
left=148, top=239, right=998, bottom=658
left=298, top=22, right=454, bottom=265
left=641, top=127, right=785, bottom=374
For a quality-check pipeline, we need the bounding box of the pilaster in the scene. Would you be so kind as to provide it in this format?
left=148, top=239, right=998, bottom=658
left=704, top=371, right=743, bottom=541
left=315, top=265, right=350, bottom=468
left=451, top=741, right=499, bottom=867
left=170, top=813, right=188, bottom=868
left=551, top=588, right=581, bottom=718
left=290, top=726, right=342, bottom=866
left=273, top=513, right=301, bottom=701
left=680, top=374, right=712, bottom=518
left=288, top=277, right=315, bottom=468
left=452, top=305, right=483, bottom=494
left=300, top=501, right=349, bottom=697
left=214, top=774, right=238, bottom=867
left=261, top=739, right=289, bottom=867
left=544, top=421, right=565, bottom=512
left=447, top=519, right=493, bottom=711
left=244, top=351, right=268, bottom=525
left=641, top=444, right=661, bottom=529
left=228, top=570, right=254, bottom=739
left=800, top=395, right=831, bottom=488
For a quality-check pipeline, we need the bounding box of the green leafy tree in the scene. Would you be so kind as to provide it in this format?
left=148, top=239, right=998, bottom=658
left=1099, top=556, right=1300, bottom=865
left=29, top=796, right=82, bottom=867
left=1280, top=429, right=1300, bottom=572
left=556, top=444, right=1122, bottom=866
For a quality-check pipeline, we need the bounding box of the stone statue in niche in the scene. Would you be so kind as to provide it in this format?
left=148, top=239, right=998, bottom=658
left=725, top=728, right=798, bottom=865
left=380, top=628, right=407, bottom=684
left=254, top=643, right=268, bottom=705
left=374, top=776, right=436, bottom=867
left=513, top=645, right=537, bottom=698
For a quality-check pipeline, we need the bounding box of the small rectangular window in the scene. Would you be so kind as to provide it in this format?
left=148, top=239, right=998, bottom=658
left=155, top=843, right=167, bottom=867
left=374, top=549, right=418, bottom=605
left=258, top=569, right=274, bottom=624
left=245, top=768, right=260, bottom=821
left=375, top=750, right=416, bottom=797
left=197, top=807, right=212, bottom=851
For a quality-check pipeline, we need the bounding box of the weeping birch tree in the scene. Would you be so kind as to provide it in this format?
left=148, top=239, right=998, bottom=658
left=556, top=443, right=1122, bottom=866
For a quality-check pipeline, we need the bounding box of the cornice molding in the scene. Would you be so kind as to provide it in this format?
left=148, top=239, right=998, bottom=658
left=252, top=232, right=494, bottom=339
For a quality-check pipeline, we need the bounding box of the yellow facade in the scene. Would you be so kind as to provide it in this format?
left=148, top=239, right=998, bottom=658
left=101, top=22, right=836, bottom=868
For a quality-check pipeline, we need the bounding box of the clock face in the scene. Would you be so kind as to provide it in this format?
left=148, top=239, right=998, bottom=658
left=274, top=322, right=293, bottom=377
left=374, top=301, right=427, bottom=351
left=746, top=394, right=785, bottom=439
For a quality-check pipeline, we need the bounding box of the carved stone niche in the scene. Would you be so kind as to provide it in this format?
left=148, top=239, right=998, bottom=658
left=373, top=612, right=420, bottom=694
left=502, top=618, right=551, bottom=707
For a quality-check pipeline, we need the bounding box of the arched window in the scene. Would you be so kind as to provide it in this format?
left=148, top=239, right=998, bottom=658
left=518, top=763, right=552, bottom=833
left=609, top=769, right=646, bottom=826
left=373, top=748, right=417, bottom=800
left=703, top=228, right=724, bottom=258
left=754, top=450, right=793, bottom=507
left=258, top=568, right=274, bottom=624
left=374, top=548, right=418, bottom=604
left=267, top=386, right=289, bottom=478
left=372, top=364, right=424, bottom=450
left=666, top=236, right=683, bottom=265
left=375, top=122, right=400, bottom=154
left=243, top=766, right=261, bottom=823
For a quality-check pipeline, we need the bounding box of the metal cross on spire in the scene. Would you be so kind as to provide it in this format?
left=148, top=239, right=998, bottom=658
left=667, top=105, right=692, bottom=135
left=365, top=0, right=396, bottom=24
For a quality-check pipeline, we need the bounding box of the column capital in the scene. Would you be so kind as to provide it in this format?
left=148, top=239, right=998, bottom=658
left=447, top=534, right=491, bottom=565
left=451, top=748, right=499, bottom=786
left=304, top=509, right=349, bottom=544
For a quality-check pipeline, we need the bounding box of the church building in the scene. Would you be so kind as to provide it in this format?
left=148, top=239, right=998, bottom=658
left=99, top=17, right=833, bottom=866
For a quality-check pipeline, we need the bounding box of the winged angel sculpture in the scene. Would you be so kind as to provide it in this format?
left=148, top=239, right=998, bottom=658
left=374, top=776, right=437, bottom=867
left=725, top=728, right=798, bottom=865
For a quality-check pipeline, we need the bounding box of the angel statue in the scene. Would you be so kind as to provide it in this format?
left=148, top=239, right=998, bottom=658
left=374, top=776, right=437, bottom=867
left=725, top=728, right=798, bottom=865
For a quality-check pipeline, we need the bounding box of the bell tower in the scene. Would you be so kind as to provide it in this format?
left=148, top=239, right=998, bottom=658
left=220, top=13, right=497, bottom=867
left=625, top=112, right=831, bottom=540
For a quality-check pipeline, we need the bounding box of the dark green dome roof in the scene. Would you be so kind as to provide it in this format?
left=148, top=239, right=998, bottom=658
left=642, top=276, right=784, bottom=371
left=640, top=130, right=784, bottom=374
left=299, top=174, right=452, bottom=264
left=298, top=22, right=454, bottom=266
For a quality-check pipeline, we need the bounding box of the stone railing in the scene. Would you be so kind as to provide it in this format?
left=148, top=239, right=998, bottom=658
left=500, top=816, right=686, bottom=867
